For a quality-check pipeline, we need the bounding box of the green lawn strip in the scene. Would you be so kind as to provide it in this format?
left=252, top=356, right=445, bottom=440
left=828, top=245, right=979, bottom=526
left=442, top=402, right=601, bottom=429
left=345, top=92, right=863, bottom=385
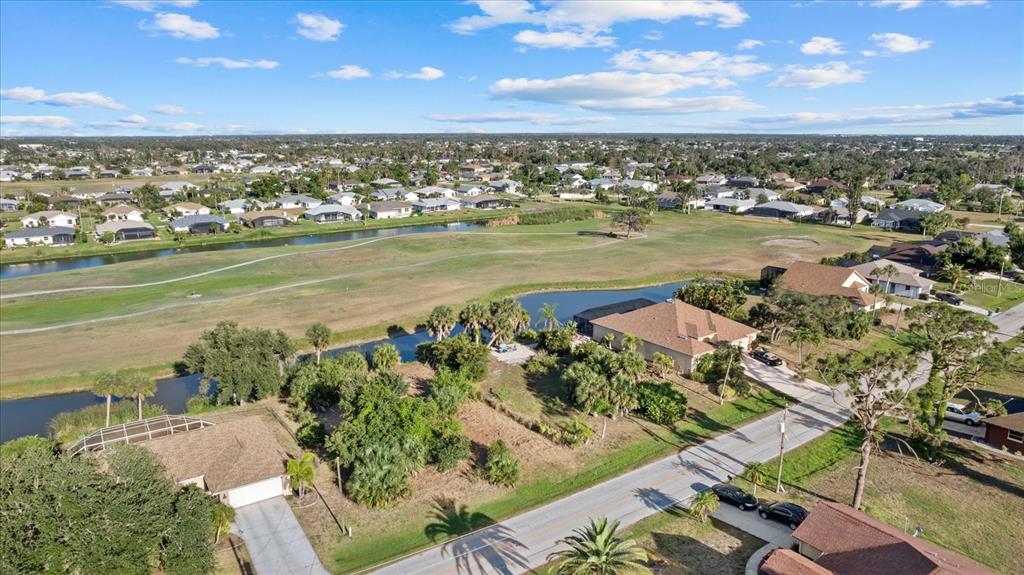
left=0, top=363, right=176, bottom=401
left=331, top=390, right=788, bottom=574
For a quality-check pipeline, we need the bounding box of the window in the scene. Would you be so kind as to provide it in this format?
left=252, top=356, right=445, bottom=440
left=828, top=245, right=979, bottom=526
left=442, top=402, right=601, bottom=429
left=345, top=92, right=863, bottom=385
left=1008, top=430, right=1024, bottom=443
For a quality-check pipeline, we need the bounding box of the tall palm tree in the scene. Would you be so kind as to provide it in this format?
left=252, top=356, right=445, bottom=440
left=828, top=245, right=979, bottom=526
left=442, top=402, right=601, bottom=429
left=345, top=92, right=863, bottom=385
left=287, top=452, right=317, bottom=498
left=537, top=303, right=561, bottom=331
left=873, top=263, right=898, bottom=295
left=121, top=370, right=156, bottom=421
left=787, top=328, right=821, bottom=369
left=459, top=302, right=489, bottom=343
left=548, top=517, right=650, bottom=575
left=305, top=322, right=332, bottom=364
left=426, top=305, right=456, bottom=342
left=372, top=343, right=401, bottom=371
left=92, top=371, right=121, bottom=427
left=941, top=262, right=969, bottom=292
left=487, top=298, right=530, bottom=346
left=689, top=490, right=720, bottom=523
left=744, top=461, right=770, bottom=497
left=211, top=502, right=235, bottom=544
left=868, top=283, right=886, bottom=319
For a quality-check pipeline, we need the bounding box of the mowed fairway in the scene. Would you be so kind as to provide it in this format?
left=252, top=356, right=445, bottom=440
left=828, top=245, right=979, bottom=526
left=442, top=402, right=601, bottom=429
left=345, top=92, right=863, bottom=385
left=0, top=211, right=912, bottom=394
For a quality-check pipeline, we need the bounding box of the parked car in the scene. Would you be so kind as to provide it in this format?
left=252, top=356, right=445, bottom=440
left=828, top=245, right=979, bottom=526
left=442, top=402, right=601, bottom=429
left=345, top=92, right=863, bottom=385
left=750, top=348, right=783, bottom=367
left=711, top=483, right=758, bottom=511
left=944, top=402, right=982, bottom=426
left=758, top=501, right=808, bottom=529
left=937, top=292, right=964, bottom=306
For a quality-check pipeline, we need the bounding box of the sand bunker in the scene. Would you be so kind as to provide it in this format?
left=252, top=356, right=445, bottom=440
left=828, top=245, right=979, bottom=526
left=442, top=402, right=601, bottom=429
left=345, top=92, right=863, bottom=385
left=762, top=237, right=821, bottom=248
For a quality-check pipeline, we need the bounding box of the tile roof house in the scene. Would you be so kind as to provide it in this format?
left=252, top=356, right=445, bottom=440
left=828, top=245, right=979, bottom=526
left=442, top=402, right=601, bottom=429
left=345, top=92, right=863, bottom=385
left=590, top=300, right=759, bottom=375
left=894, top=198, right=945, bottom=213
left=163, top=202, right=210, bottom=217
left=865, top=242, right=947, bottom=275
left=760, top=502, right=995, bottom=575
left=849, top=258, right=935, bottom=299
left=303, top=204, right=362, bottom=222
left=101, top=204, right=145, bottom=222
left=95, top=220, right=156, bottom=241
left=169, top=214, right=229, bottom=234
left=21, top=210, right=78, bottom=228
left=3, top=226, right=77, bottom=248
left=871, top=208, right=926, bottom=233
left=239, top=209, right=291, bottom=228
left=365, top=201, right=413, bottom=219
left=776, top=261, right=881, bottom=310
left=748, top=200, right=814, bottom=220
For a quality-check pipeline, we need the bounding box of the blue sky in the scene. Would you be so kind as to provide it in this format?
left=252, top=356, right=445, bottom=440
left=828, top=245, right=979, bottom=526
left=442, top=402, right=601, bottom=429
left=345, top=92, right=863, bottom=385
left=1, top=0, right=1022, bottom=136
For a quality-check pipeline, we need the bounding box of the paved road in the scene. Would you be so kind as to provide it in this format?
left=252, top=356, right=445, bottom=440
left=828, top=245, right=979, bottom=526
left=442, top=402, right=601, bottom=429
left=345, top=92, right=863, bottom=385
left=233, top=497, right=330, bottom=575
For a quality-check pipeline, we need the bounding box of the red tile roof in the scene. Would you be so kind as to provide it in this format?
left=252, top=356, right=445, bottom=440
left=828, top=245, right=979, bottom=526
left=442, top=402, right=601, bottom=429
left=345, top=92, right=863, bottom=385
left=759, top=549, right=832, bottom=575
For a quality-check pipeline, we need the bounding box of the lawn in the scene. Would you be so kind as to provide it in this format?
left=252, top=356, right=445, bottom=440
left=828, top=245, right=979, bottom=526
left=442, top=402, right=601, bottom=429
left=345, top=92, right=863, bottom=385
left=958, top=278, right=1024, bottom=311
left=0, top=210, right=916, bottom=396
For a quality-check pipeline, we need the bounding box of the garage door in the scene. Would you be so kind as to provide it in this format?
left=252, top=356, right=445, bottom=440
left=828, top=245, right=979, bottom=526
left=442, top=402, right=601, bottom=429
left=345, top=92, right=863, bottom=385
left=226, top=476, right=286, bottom=508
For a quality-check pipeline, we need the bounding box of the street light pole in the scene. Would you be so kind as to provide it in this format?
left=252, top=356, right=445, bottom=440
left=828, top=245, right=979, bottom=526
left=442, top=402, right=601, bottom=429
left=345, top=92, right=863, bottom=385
left=775, top=408, right=788, bottom=493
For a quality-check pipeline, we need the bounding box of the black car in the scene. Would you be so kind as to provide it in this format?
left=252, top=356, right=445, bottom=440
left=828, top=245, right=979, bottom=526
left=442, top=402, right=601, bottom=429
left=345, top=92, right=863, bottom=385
left=937, top=292, right=963, bottom=306
left=711, top=483, right=758, bottom=510
left=758, top=502, right=809, bottom=529
left=750, top=348, right=783, bottom=367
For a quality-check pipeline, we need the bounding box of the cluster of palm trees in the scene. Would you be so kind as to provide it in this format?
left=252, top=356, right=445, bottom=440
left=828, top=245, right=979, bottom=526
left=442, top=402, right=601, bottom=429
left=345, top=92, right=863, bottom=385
left=92, top=369, right=158, bottom=427
left=425, top=298, right=532, bottom=347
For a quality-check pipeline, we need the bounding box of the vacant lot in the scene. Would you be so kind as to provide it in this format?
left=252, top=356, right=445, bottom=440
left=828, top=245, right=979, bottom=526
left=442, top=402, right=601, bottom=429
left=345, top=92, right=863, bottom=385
left=0, top=211, right=914, bottom=395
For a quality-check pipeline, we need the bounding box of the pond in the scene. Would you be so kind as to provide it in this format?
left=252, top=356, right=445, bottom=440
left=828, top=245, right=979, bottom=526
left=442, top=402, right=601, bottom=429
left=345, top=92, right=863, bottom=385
left=0, top=282, right=683, bottom=443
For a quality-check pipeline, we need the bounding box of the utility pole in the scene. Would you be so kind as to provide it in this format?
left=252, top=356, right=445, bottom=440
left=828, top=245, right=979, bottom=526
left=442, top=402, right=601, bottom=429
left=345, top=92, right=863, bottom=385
left=775, top=408, right=788, bottom=493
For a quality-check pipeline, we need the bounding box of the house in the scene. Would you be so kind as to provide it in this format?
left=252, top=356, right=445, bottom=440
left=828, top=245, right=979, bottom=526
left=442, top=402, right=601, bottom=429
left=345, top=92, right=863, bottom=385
left=748, top=201, right=814, bottom=220
left=21, top=210, right=78, bottom=228
left=981, top=412, right=1024, bottom=453
left=656, top=191, right=701, bottom=210
left=871, top=208, right=925, bottom=233
left=65, top=166, right=93, bottom=179
left=573, top=298, right=658, bottom=337
left=866, top=242, right=946, bottom=275
left=0, top=198, right=19, bottom=211
left=95, top=192, right=134, bottom=206
left=696, top=173, right=727, bottom=186
left=558, top=190, right=597, bottom=200
left=759, top=501, right=994, bottom=575
left=489, top=179, right=521, bottom=195
left=169, top=214, right=229, bottom=234
left=415, top=186, right=455, bottom=199
left=727, top=175, right=759, bottom=188
left=704, top=187, right=736, bottom=200
left=894, top=198, right=945, bottom=212
left=587, top=178, right=617, bottom=190
left=590, top=300, right=758, bottom=375
left=139, top=416, right=290, bottom=508
left=274, top=194, right=322, bottom=210
left=101, top=205, right=145, bottom=222
left=827, top=206, right=871, bottom=226
left=775, top=261, right=882, bottom=311
left=163, top=202, right=210, bottom=217
left=457, top=184, right=484, bottom=197
left=303, top=204, right=362, bottom=223
left=460, top=163, right=490, bottom=178
left=460, top=194, right=506, bottom=210
left=805, top=178, right=847, bottom=194
left=370, top=177, right=399, bottom=187
left=217, top=198, right=251, bottom=215
left=413, top=198, right=462, bottom=214
left=327, top=192, right=359, bottom=206
left=620, top=179, right=658, bottom=193
left=95, top=220, right=156, bottom=241
left=239, top=209, right=290, bottom=228
left=849, top=258, right=935, bottom=299
left=3, top=226, right=77, bottom=248
left=370, top=188, right=400, bottom=201
left=746, top=188, right=781, bottom=202
left=707, top=198, right=756, bottom=213
left=365, top=201, right=413, bottom=219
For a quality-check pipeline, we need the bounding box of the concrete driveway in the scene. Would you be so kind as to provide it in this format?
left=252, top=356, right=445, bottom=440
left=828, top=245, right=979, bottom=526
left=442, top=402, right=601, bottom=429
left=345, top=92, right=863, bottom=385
left=232, top=497, right=329, bottom=575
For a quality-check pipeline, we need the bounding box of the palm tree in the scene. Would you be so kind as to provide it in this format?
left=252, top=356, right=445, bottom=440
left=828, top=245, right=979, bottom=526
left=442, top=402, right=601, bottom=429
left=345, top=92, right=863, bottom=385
left=211, top=502, right=235, bottom=544
left=548, top=517, right=650, bottom=575
left=287, top=452, right=317, bottom=498
left=537, top=303, right=561, bottom=331
left=92, top=371, right=121, bottom=427
left=689, top=490, right=720, bottom=523
left=305, top=322, right=332, bottom=364
left=426, top=305, right=456, bottom=342
left=601, top=333, right=616, bottom=349
left=873, top=263, right=898, bottom=295
left=487, top=298, right=530, bottom=346
left=372, top=343, right=401, bottom=371
left=620, top=333, right=642, bottom=353
left=744, top=461, right=770, bottom=497
left=459, top=302, right=489, bottom=343
left=941, top=262, right=969, bottom=292
left=121, top=370, right=156, bottom=421
left=788, top=328, right=821, bottom=369
left=868, top=283, right=886, bottom=319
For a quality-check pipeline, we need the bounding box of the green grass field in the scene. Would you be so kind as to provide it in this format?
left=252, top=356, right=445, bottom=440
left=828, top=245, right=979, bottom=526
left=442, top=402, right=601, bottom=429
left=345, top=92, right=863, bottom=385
left=0, top=210, right=917, bottom=396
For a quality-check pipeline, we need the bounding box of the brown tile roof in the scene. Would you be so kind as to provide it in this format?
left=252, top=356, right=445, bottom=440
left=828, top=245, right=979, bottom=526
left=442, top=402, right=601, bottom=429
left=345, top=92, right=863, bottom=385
left=140, top=416, right=289, bottom=494
left=590, top=300, right=758, bottom=358
left=982, top=412, right=1024, bottom=433
left=793, top=502, right=995, bottom=575
left=239, top=209, right=289, bottom=221
left=759, top=549, right=832, bottom=575
left=777, top=261, right=872, bottom=307
left=102, top=204, right=141, bottom=216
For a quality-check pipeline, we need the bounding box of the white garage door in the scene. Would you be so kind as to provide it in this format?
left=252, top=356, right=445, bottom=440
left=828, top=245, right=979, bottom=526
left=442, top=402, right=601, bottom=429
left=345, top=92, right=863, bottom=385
left=227, top=476, right=286, bottom=508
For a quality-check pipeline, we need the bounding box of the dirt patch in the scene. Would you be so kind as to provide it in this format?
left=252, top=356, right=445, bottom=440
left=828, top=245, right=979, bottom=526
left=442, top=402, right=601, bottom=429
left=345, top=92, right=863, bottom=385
left=761, top=237, right=821, bottom=248
left=458, top=400, right=569, bottom=473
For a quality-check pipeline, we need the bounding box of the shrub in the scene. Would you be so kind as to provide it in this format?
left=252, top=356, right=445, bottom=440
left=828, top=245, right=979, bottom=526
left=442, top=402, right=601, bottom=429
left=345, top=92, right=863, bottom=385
left=559, top=417, right=594, bottom=447
left=525, top=351, right=559, bottom=375
left=296, top=421, right=326, bottom=449
left=636, top=381, right=688, bottom=425
left=430, top=369, right=474, bottom=417
left=417, top=334, right=490, bottom=382
left=429, top=427, right=471, bottom=472
left=49, top=401, right=166, bottom=446
left=485, top=440, right=520, bottom=486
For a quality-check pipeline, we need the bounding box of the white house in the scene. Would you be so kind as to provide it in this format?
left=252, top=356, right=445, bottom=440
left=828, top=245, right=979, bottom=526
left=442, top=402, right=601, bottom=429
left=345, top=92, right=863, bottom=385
left=850, top=259, right=935, bottom=300
left=365, top=201, right=413, bottom=219
left=303, top=204, right=362, bottom=223
left=707, top=198, right=756, bottom=213
left=4, top=226, right=77, bottom=248
left=274, top=194, right=322, bottom=210
left=327, top=192, right=359, bottom=206
left=621, top=179, right=658, bottom=193
left=163, top=202, right=210, bottom=217
left=413, top=198, right=462, bottom=214
left=894, top=198, right=945, bottom=212
left=21, top=210, right=78, bottom=228
left=457, top=184, right=484, bottom=196
left=101, top=205, right=145, bottom=222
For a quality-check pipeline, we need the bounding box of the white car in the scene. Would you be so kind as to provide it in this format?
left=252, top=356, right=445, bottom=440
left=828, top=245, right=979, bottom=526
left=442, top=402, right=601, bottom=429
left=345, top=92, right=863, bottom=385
left=945, top=402, right=982, bottom=426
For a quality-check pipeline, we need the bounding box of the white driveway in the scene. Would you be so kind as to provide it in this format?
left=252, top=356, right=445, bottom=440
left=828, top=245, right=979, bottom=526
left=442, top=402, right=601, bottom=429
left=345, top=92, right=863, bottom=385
left=233, top=497, right=330, bottom=575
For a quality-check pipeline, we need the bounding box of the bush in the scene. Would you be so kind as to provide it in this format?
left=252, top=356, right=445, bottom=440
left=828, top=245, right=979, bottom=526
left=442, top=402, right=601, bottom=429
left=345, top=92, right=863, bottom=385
left=636, top=381, right=688, bottom=425
left=417, top=334, right=490, bottom=382
left=559, top=417, right=594, bottom=447
left=429, top=428, right=471, bottom=472
left=297, top=421, right=326, bottom=449
left=524, top=351, right=559, bottom=375
left=430, top=369, right=474, bottom=417
left=485, top=440, right=520, bottom=486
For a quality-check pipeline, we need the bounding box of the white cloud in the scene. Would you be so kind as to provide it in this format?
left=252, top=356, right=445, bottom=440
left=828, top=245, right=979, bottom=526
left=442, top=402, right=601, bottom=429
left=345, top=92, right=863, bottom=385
left=386, top=66, right=445, bottom=80
left=769, top=62, right=866, bottom=89
left=610, top=49, right=771, bottom=84
left=870, top=32, right=932, bottom=54
left=152, top=121, right=203, bottom=131
left=869, top=0, right=923, bottom=9
left=946, top=1, right=988, bottom=6
left=0, top=86, right=125, bottom=109
left=643, top=30, right=663, bottom=41
left=0, top=115, right=74, bottom=128
left=152, top=104, right=190, bottom=115
left=321, top=65, right=371, bottom=79
left=144, top=12, right=219, bottom=40
left=514, top=29, right=616, bottom=49
left=430, top=112, right=614, bottom=125
left=861, top=50, right=878, bottom=57
left=110, top=0, right=198, bottom=11
left=737, top=39, right=764, bottom=50
left=121, top=114, right=148, bottom=124
left=176, top=56, right=279, bottom=69
left=295, top=13, right=344, bottom=42
left=490, top=71, right=759, bottom=114
left=801, top=36, right=844, bottom=55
